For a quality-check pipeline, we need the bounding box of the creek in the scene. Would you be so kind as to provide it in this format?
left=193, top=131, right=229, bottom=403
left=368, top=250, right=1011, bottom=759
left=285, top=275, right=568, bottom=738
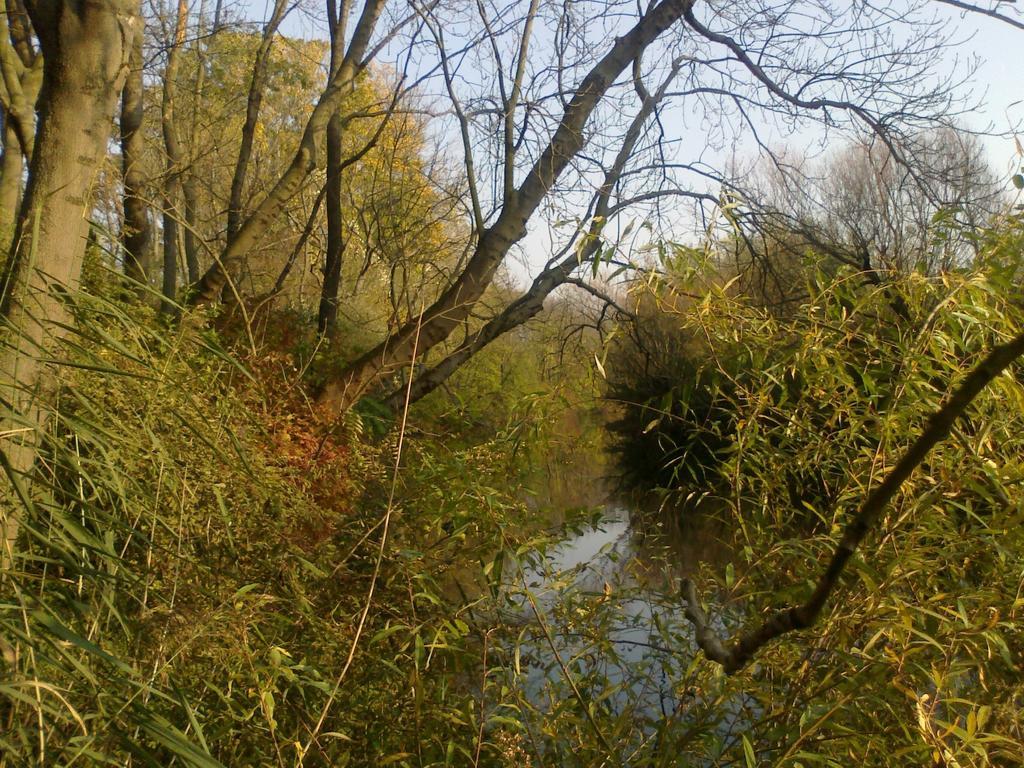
left=502, top=495, right=756, bottom=756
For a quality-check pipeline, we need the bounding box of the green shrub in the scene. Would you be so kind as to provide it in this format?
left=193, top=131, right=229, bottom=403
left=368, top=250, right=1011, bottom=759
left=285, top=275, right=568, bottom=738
left=0, top=272, right=544, bottom=766
left=569, top=232, right=1024, bottom=765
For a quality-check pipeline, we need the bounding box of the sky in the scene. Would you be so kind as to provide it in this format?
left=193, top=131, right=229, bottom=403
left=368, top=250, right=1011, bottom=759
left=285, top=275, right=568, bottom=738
left=262, top=0, right=1023, bottom=155
left=942, top=5, right=1024, bottom=172
left=242, top=0, right=1024, bottom=283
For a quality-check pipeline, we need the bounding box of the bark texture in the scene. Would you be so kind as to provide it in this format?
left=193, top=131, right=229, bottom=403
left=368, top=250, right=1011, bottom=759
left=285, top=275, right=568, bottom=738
left=159, top=0, right=188, bottom=313
left=316, top=0, right=695, bottom=412
left=0, top=119, right=22, bottom=246
left=0, top=0, right=137, bottom=564
left=0, top=0, right=42, bottom=166
left=0, top=0, right=42, bottom=251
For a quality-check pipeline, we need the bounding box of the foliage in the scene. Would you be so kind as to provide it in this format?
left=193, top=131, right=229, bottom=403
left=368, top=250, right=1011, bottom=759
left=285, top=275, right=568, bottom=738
left=603, top=288, right=749, bottom=494
left=5, top=0, right=1024, bottom=763
left=4, top=205, right=1024, bottom=768
left=410, top=301, right=610, bottom=511
left=0, top=268, right=551, bottom=766
left=549, top=222, right=1024, bottom=765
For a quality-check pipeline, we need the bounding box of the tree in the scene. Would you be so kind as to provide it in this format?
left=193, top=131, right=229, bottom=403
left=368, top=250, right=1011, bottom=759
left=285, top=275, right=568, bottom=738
left=188, top=0, right=395, bottom=306
left=317, top=0, right=348, bottom=336
left=727, top=129, right=1006, bottom=311
left=120, top=22, right=151, bottom=289
left=158, top=0, right=189, bottom=313
left=332, top=104, right=470, bottom=330
left=139, top=20, right=331, bottom=305
left=382, top=57, right=693, bottom=410
left=0, top=0, right=42, bottom=248
left=0, top=0, right=140, bottom=561
left=315, top=0, right=704, bottom=412
left=680, top=259, right=1024, bottom=674
left=356, top=0, right=970, bottom=415
left=224, top=0, right=290, bottom=247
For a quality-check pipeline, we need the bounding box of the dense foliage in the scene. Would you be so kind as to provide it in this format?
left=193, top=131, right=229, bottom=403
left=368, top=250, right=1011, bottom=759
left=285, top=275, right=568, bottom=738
left=2, top=0, right=1024, bottom=763
left=0, top=262, right=594, bottom=765
left=583, top=222, right=1024, bottom=765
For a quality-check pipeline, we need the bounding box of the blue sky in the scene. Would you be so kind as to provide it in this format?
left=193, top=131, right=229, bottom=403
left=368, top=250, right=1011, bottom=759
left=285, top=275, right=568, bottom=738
left=262, top=0, right=1022, bottom=159
left=244, top=0, right=1023, bottom=281
left=938, top=4, right=1023, bottom=172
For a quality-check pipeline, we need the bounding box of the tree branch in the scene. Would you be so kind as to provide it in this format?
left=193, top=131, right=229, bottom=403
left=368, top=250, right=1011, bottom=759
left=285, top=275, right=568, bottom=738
left=683, top=328, right=1024, bottom=674
left=934, top=0, right=1024, bottom=30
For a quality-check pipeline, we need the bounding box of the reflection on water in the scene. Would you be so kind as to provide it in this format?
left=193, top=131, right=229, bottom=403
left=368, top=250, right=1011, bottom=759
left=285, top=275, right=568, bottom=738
left=506, top=499, right=753, bottom=757
left=515, top=499, right=732, bottom=607
left=521, top=507, right=631, bottom=595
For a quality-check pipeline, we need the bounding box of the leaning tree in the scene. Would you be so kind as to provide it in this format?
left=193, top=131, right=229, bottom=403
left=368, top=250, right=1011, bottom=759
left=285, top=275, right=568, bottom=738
left=348, top=0, right=975, bottom=412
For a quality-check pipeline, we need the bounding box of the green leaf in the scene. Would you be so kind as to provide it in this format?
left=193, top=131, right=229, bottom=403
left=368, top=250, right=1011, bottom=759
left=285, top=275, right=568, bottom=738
left=742, top=734, right=757, bottom=767
left=33, top=611, right=132, bottom=674
left=137, top=715, right=226, bottom=768
left=379, top=752, right=414, bottom=765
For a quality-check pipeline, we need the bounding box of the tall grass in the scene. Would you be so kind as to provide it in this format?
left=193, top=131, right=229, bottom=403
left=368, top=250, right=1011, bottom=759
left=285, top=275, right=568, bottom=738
left=0, top=263, right=546, bottom=766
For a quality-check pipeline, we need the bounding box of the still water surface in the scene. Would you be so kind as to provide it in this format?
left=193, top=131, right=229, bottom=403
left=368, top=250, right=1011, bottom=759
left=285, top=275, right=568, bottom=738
left=506, top=499, right=752, bottom=750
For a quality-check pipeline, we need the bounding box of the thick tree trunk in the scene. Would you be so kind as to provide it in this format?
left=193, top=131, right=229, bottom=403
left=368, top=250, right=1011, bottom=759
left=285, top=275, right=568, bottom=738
left=120, top=25, right=150, bottom=290
left=190, top=0, right=386, bottom=306
left=0, top=118, right=22, bottom=248
left=317, top=109, right=344, bottom=336
left=0, top=0, right=137, bottom=564
left=316, top=0, right=695, bottom=413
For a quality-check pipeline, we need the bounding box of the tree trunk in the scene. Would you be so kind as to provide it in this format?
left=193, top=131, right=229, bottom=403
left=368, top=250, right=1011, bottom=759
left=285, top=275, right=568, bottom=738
left=159, top=0, right=187, bottom=313
left=182, top=176, right=200, bottom=283
left=317, top=109, right=344, bottom=336
left=384, top=259, right=575, bottom=411
left=0, top=0, right=137, bottom=565
left=160, top=190, right=179, bottom=313
left=190, top=0, right=386, bottom=306
left=120, top=23, right=150, bottom=290
left=315, top=0, right=695, bottom=413
left=0, top=117, right=22, bottom=248
left=0, top=0, right=43, bottom=167
left=383, top=58, right=677, bottom=411
left=181, top=0, right=209, bottom=285
left=224, top=0, right=289, bottom=245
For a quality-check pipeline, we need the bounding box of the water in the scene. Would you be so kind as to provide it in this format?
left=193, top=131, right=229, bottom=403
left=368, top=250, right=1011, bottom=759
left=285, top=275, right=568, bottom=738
left=503, top=499, right=747, bottom=750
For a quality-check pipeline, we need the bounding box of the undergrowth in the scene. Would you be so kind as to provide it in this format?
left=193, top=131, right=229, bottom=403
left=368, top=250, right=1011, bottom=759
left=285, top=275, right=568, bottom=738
left=4, top=231, right=1024, bottom=767
left=0, top=270, right=545, bottom=766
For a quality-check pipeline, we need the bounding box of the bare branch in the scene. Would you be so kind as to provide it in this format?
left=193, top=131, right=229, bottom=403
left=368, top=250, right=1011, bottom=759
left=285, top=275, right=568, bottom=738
left=934, top=0, right=1024, bottom=30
